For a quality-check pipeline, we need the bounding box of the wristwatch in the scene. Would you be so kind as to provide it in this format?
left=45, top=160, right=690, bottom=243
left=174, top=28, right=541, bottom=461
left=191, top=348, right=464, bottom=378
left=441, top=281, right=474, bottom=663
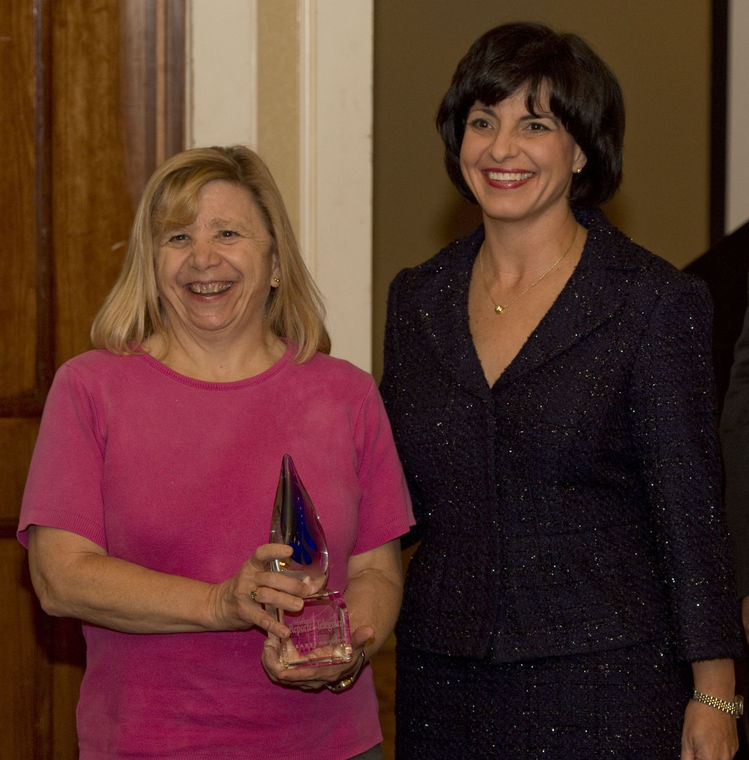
left=691, top=690, right=744, bottom=718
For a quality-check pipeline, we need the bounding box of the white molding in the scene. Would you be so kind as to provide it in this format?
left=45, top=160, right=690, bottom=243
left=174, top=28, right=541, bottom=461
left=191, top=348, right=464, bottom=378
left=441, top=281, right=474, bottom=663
left=185, top=0, right=258, bottom=149
left=306, top=0, right=373, bottom=370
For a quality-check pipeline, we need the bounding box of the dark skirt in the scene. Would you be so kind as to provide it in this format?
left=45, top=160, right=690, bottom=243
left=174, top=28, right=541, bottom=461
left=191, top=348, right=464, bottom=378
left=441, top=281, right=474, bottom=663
left=395, top=641, right=692, bottom=759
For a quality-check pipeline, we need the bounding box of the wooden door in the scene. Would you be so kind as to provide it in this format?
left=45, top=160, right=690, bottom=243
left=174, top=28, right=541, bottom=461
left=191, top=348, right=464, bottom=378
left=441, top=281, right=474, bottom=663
left=0, top=1, right=184, bottom=756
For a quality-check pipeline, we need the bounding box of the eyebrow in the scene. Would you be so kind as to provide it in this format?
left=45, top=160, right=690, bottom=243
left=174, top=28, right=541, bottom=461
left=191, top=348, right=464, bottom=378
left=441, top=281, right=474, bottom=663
left=520, top=112, right=560, bottom=123
left=469, top=103, right=560, bottom=124
left=206, top=217, right=241, bottom=228
left=469, top=104, right=496, bottom=118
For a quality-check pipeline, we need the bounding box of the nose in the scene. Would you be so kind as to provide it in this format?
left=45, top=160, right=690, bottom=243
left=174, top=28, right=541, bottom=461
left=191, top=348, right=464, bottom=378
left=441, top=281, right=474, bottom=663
left=488, top=126, right=518, bottom=162
left=190, top=238, right=221, bottom=270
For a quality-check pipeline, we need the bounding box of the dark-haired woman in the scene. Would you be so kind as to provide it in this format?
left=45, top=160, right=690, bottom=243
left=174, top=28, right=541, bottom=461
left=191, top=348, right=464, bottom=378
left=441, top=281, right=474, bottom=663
left=381, top=22, right=742, bottom=759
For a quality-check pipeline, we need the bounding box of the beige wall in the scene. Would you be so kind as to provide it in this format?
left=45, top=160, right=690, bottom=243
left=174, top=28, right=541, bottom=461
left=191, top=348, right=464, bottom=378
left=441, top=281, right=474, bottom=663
left=372, top=0, right=712, bottom=377
left=187, top=1, right=721, bottom=376
left=256, top=0, right=302, bottom=232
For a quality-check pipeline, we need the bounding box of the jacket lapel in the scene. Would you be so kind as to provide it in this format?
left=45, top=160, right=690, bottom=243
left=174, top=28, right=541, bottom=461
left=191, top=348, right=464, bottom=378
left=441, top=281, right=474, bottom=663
left=411, top=228, right=492, bottom=401
left=499, top=212, right=641, bottom=386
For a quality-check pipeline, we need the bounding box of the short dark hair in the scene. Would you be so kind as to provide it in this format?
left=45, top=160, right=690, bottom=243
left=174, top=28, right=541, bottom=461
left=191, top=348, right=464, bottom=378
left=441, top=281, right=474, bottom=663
left=436, top=22, right=625, bottom=207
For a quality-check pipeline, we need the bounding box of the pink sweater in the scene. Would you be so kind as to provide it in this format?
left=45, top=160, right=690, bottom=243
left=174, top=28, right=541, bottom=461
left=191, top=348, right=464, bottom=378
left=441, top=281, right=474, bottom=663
left=19, top=345, right=413, bottom=759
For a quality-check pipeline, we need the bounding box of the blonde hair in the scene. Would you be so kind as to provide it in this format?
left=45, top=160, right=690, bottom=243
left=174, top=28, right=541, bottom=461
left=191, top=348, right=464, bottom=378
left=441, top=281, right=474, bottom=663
left=91, top=145, right=330, bottom=362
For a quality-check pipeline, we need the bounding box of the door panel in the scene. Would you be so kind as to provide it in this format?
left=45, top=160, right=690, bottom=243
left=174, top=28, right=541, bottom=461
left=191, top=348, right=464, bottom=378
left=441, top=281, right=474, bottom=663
left=1, top=1, right=184, bottom=756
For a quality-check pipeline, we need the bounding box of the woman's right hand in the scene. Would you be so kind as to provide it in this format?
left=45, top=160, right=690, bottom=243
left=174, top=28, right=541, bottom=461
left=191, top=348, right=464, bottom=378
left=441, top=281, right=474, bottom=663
left=208, top=542, right=321, bottom=639
left=28, top=526, right=319, bottom=637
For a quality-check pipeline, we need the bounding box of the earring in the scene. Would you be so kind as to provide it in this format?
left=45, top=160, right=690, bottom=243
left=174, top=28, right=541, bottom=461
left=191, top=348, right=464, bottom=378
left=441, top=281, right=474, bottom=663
left=574, top=167, right=583, bottom=174
left=272, top=276, right=280, bottom=286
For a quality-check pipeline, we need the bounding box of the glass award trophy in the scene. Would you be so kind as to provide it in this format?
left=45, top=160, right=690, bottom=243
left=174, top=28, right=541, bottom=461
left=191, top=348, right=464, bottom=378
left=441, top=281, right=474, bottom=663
left=269, top=453, right=353, bottom=668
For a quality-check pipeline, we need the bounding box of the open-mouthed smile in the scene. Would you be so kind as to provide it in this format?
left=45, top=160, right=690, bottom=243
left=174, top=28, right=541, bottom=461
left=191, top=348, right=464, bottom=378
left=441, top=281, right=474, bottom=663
left=485, top=170, right=534, bottom=182
left=187, top=281, right=233, bottom=295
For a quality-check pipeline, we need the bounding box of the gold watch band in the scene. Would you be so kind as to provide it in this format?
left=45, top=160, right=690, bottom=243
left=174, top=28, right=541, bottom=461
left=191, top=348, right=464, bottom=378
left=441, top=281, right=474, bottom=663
left=691, top=690, right=744, bottom=718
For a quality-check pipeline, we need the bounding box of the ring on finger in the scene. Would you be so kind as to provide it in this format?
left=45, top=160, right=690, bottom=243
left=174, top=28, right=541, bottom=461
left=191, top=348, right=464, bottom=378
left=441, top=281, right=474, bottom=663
left=250, top=589, right=259, bottom=603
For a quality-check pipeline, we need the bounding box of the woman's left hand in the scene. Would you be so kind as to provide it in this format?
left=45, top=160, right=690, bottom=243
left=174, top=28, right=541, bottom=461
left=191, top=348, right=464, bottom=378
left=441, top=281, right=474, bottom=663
left=260, top=540, right=403, bottom=692
left=261, top=624, right=374, bottom=691
left=681, top=700, right=738, bottom=760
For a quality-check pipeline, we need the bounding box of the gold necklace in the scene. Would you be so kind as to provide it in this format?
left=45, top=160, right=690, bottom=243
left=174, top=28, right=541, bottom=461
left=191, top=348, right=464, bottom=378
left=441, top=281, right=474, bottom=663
left=480, top=226, right=579, bottom=314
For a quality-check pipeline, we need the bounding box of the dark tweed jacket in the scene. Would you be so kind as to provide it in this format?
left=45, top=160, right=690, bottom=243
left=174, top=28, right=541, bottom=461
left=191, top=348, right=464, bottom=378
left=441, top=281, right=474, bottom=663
left=381, top=208, right=741, bottom=664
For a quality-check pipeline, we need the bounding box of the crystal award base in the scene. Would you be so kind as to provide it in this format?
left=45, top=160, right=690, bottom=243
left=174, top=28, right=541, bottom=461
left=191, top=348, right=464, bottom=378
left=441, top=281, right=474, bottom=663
left=276, top=589, right=353, bottom=668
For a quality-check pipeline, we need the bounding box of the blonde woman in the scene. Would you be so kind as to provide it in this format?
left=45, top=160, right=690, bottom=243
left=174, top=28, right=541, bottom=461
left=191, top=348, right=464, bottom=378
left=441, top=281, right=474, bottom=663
left=20, top=146, right=413, bottom=760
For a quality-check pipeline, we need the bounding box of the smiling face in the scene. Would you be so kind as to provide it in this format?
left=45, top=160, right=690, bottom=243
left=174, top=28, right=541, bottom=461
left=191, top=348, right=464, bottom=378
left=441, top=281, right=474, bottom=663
left=154, top=179, right=280, bottom=345
left=459, top=85, right=586, bottom=226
